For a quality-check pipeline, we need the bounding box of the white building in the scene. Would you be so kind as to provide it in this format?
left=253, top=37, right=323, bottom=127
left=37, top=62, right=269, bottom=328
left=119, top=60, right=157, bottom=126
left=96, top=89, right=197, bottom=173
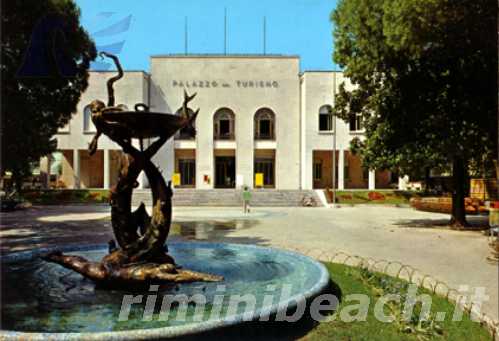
left=46, top=55, right=398, bottom=191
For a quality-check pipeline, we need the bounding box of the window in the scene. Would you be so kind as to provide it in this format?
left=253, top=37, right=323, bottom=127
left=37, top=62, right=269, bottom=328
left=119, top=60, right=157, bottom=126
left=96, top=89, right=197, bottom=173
left=319, top=105, right=333, bottom=132
left=220, top=120, right=230, bottom=136
left=314, top=161, right=323, bottom=180
left=83, top=105, right=95, bottom=133
left=319, top=115, right=331, bottom=131
left=254, top=108, right=275, bottom=140
left=175, top=108, right=196, bottom=140
left=349, top=113, right=363, bottom=132
left=214, top=108, right=235, bottom=140
left=259, top=120, right=271, bottom=136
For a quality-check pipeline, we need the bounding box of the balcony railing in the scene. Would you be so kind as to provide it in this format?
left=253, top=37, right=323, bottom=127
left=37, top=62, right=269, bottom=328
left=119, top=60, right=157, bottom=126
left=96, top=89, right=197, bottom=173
left=175, top=131, right=195, bottom=140
left=254, top=132, right=275, bottom=140
left=214, top=132, right=235, bottom=140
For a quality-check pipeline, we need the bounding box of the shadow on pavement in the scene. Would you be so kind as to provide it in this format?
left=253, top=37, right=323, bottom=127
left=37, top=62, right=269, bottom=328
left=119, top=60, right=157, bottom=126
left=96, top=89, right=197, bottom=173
left=393, top=215, right=489, bottom=230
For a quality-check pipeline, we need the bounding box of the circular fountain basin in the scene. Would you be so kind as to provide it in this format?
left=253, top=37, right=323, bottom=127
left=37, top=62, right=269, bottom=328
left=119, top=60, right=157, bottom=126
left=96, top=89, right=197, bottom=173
left=1, top=242, right=329, bottom=340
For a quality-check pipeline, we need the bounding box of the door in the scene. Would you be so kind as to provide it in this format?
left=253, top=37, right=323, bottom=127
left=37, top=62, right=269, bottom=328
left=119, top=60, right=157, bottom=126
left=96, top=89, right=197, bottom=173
left=215, top=156, right=236, bottom=188
left=254, top=158, right=275, bottom=188
left=178, top=159, right=195, bottom=187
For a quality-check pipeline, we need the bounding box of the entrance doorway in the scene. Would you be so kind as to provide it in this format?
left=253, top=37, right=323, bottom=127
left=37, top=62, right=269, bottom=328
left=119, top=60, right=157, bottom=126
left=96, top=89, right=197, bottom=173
left=254, top=149, right=275, bottom=188
left=215, top=156, right=235, bottom=188
left=175, top=149, right=196, bottom=188
left=254, top=159, right=274, bottom=187
left=178, top=159, right=195, bottom=187
left=312, top=150, right=338, bottom=189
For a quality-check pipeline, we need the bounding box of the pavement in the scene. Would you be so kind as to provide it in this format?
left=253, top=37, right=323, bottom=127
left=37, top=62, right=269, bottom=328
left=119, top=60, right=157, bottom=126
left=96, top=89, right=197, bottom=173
left=1, top=204, right=497, bottom=322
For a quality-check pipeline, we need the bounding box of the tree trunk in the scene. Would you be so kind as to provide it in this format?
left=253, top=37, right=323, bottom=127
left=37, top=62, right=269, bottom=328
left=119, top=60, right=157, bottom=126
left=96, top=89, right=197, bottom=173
left=13, top=169, right=24, bottom=193
left=450, top=157, right=469, bottom=228
left=424, top=167, right=431, bottom=194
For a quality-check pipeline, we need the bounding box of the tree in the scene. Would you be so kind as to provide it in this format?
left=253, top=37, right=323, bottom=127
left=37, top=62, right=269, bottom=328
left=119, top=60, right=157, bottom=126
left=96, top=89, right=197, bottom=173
left=332, top=0, right=497, bottom=227
left=1, top=0, right=96, bottom=190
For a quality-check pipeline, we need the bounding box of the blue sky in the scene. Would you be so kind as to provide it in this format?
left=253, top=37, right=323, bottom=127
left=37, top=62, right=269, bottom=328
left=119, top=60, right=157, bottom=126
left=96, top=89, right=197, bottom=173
left=75, top=0, right=339, bottom=72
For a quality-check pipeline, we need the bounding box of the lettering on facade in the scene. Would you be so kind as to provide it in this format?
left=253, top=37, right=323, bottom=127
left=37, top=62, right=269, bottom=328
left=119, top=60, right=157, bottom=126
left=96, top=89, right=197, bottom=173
left=172, top=80, right=279, bottom=89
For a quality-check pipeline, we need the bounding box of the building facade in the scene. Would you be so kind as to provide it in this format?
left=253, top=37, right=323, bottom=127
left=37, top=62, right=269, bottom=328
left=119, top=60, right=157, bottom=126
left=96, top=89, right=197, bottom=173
left=46, top=55, right=398, bottom=191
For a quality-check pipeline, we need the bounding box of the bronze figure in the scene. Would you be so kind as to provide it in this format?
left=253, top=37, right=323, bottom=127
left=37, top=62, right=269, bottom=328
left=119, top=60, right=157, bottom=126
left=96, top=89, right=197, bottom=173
left=43, top=52, right=221, bottom=287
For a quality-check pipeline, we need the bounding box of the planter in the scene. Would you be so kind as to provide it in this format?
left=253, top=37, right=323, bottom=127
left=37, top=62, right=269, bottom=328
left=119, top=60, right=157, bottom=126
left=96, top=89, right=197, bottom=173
left=489, top=207, right=499, bottom=227
left=470, top=178, right=498, bottom=201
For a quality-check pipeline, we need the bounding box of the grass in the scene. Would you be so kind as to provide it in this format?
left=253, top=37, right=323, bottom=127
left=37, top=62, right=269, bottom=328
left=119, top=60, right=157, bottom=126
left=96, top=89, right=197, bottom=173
left=332, top=190, right=417, bottom=205
left=20, top=189, right=417, bottom=206
left=22, top=189, right=110, bottom=204
left=176, top=262, right=491, bottom=340
left=304, top=263, right=491, bottom=341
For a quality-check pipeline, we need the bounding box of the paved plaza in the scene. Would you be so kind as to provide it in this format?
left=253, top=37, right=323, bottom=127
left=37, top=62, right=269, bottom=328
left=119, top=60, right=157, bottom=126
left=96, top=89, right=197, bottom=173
left=1, top=204, right=497, bottom=321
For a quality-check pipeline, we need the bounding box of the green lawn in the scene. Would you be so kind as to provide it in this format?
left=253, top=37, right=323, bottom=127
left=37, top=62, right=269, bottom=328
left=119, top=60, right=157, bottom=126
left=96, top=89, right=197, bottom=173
left=304, top=263, right=491, bottom=340
left=181, top=262, right=491, bottom=340
left=22, top=189, right=110, bottom=204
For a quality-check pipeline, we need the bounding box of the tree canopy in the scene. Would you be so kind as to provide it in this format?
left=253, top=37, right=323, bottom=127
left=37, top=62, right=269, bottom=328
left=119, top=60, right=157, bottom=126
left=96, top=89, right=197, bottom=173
left=1, top=0, right=96, bottom=188
left=331, top=0, right=497, bottom=226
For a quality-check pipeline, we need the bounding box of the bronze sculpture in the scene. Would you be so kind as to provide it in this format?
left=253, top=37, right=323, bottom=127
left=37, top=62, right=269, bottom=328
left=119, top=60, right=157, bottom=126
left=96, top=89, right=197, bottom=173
left=43, top=52, right=221, bottom=287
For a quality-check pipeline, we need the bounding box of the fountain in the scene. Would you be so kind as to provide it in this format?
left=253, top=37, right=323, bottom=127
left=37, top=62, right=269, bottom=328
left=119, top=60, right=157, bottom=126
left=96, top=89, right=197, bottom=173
left=0, top=53, right=330, bottom=340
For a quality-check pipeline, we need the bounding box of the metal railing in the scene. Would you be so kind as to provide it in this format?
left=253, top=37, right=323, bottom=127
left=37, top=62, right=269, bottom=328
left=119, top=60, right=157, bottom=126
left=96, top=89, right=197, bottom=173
left=214, top=132, right=235, bottom=140
left=272, top=244, right=499, bottom=340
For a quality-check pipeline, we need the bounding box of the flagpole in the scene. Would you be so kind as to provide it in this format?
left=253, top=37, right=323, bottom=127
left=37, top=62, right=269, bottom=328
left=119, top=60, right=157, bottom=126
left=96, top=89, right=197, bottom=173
left=263, top=16, right=267, bottom=55
left=184, top=16, right=188, bottom=55
left=224, top=8, right=227, bottom=55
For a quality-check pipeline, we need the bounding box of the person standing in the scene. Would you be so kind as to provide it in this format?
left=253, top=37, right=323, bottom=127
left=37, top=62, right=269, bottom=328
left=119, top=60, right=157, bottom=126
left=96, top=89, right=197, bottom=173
left=242, top=186, right=252, bottom=213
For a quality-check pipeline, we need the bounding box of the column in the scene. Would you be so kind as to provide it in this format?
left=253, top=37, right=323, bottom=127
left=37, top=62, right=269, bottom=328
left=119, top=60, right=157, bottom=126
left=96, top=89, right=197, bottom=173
left=304, top=150, right=314, bottom=190
left=398, top=175, right=409, bottom=190
left=103, top=150, right=110, bottom=189
left=368, top=169, right=376, bottom=190
left=236, top=117, right=253, bottom=189
left=73, top=149, right=80, bottom=189
left=338, top=150, right=345, bottom=190
left=138, top=171, right=147, bottom=189
left=47, top=156, right=52, bottom=188
left=40, top=156, right=52, bottom=189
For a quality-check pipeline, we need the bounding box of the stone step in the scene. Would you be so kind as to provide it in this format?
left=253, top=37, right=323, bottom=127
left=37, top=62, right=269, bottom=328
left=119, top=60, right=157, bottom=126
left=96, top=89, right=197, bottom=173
left=132, top=189, right=323, bottom=207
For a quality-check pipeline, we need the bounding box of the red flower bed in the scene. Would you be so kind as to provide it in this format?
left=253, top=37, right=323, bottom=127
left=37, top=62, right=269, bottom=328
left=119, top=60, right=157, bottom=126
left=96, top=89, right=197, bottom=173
left=368, top=191, right=385, bottom=201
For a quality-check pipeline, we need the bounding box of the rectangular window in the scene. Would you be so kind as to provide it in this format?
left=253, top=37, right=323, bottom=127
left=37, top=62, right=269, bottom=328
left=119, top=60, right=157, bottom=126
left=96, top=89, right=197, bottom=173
left=349, top=114, right=363, bottom=132
left=319, top=114, right=333, bottom=131
left=314, top=162, right=322, bottom=180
